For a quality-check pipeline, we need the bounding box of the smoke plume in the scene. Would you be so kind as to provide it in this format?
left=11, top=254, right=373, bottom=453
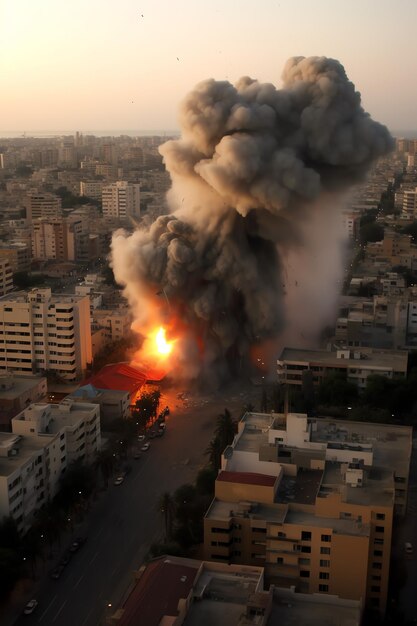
left=111, top=56, right=393, bottom=384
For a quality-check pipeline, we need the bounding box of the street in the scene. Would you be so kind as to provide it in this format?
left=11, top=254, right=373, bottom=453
left=4, top=382, right=258, bottom=626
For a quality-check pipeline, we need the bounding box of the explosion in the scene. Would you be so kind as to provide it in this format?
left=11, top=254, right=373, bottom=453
left=111, top=56, right=393, bottom=385
left=155, top=327, right=173, bottom=356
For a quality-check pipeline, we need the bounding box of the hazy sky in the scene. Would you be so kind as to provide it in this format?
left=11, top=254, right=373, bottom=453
left=1, top=0, right=417, bottom=133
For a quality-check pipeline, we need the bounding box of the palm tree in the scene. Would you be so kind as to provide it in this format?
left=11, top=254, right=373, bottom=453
left=94, top=449, right=115, bottom=488
left=158, top=492, right=176, bottom=541
left=205, top=437, right=223, bottom=472
left=215, top=408, right=236, bottom=451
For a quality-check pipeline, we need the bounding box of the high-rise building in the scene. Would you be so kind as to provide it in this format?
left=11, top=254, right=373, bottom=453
left=24, top=192, right=62, bottom=221
left=204, top=411, right=412, bottom=616
left=102, top=181, right=140, bottom=220
left=0, top=288, right=92, bottom=381
left=31, top=216, right=84, bottom=261
left=0, top=259, right=13, bottom=296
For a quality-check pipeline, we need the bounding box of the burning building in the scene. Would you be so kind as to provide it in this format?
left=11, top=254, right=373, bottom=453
left=111, top=56, right=393, bottom=385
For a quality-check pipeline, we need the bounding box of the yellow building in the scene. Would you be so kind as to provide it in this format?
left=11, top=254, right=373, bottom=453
left=204, top=412, right=412, bottom=616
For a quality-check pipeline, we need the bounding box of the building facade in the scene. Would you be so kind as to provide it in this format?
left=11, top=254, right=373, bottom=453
left=0, top=399, right=100, bottom=532
left=102, top=181, right=140, bottom=220
left=204, top=412, right=412, bottom=616
left=0, top=288, right=92, bottom=381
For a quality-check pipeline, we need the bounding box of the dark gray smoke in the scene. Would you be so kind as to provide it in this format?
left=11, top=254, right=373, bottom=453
left=111, top=56, right=393, bottom=384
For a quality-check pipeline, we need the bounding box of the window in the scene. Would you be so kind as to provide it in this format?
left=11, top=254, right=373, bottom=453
left=233, top=551, right=241, bottom=557
left=374, top=538, right=384, bottom=545
left=372, top=575, right=381, bottom=581
left=371, top=586, right=380, bottom=593
left=211, top=527, right=230, bottom=534
left=373, top=550, right=383, bottom=557
left=233, top=537, right=241, bottom=544
left=320, top=560, right=330, bottom=567
left=276, top=557, right=284, bottom=564
left=252, top=527, right=266, bottom=533
left=321, top=534, right=331, bottom=542
left=371, top=599, right=379, bottom=608
left=376, top=513, right=385, bottom=520
left=301, top=531, right=311, bottom=541
left=300, top=570, right=310, bottom=578
left=319, top=572, right=329, bottom=580
left=372, top=562, right=382, bottom=570
left=299, top=558, right=310, bottom=565
left=375, top=526, right=384, bottom=533
left=277, top=531, right=286, bottom=538
left=319, top=584, right=329, bottom=592
left=301, top=546, right=311, bottom=553
left=320, top=547, right=331, bottom=555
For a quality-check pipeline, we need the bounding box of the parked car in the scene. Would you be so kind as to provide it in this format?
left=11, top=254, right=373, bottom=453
left=158, top=423, right=166, bottom=431
left=141, top=443, right=150, bottom=451
left=50, top=565, right=65, bottom=580
left=137, top=434, right=145, bottom=442
left=70, top=537, right=86, bottom=552
left=149, top=431, right=156, bottom=439
left=114, top=475, right=125, bottom=486
left=405, top=542, right=413, bottom=554
left=23, top=599, right=38, bottom=615
left=133, top=450, right=141, bottom=459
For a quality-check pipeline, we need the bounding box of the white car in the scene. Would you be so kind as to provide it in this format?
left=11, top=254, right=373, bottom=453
left=141, top=443, right=150, bottom=451
left=24, top=599, right=38, bottom=615
left=114, top=475, right=125, bottom=486
left=137, top=434, right=145, bottom=442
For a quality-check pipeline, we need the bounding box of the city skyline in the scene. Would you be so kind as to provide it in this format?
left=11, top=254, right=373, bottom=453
left=2, top=0, right=417, bottom=134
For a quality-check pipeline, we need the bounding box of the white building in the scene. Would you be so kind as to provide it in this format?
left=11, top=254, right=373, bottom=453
left=102, top=181, right=140, bottom=220
left=0, top=400, right=100, bottom=532
left=0, top=288, right=92, bottom=382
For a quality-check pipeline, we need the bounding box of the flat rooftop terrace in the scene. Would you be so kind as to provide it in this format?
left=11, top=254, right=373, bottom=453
left=312, top=418, right=412, bottom=477
left=206, top=498, right=287, bottom=524
left=268, top=589, right=361, bottom=626
left=280, top=347, right=408, bottom=370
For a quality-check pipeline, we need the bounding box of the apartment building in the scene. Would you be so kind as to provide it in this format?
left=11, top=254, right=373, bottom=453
left=0, top=288, right=92, bottom=382
left=91, top=307, right=131, bottom=342
left=109, top=555, right=361, bottom=626
left=335, top=295, right=409, bottom=349
left=102, top=181, right=140, bottom=220
left=0, top=374, right=47, bottom=425
left=0, top=242, right=31, bottom=273
left=0, top=259, right=13, bottom=296
left=32, top=216, right=84, bottom=262
left=277, top=347, right=408, bottom=390
left=0, top=399, right=100, bottom=532
left=24, top=192, right=62, bottom=221
left=204, top=412, right=412, bottom=615
left=79, top=181, right=104, bottom=201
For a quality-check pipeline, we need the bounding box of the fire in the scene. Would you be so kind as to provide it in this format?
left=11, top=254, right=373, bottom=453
left=155, top=327, right=173, bottom=356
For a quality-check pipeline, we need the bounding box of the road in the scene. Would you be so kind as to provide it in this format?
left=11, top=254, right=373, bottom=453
left=7, top=382, right=258, bottom=626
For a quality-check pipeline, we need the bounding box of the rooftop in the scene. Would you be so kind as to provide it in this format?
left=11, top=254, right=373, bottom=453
left=276, top=471, right=323, bottom=506
left=218, top=472, right=277, bottom=488
left=268, top=588, right=361, bottom=626
left=279, top=347, right=408, bottom=371
left=205, top=498, right=287, bottom=524
left=0, top=374, right=46, bottom=400
left=117, top=558, right=199, bottom=626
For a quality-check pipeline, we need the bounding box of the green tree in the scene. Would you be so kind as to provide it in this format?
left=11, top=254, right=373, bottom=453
left=214, top=408, right=236, bottom=452
left=360, top=222, right=384, bottom=245
left=195, top=467, right=217, bottom=496
left=205, top=437, right=223, bottom=472
left=158, top=492, right=176, bottom=541
left=318, top=371, right=358, bottom=406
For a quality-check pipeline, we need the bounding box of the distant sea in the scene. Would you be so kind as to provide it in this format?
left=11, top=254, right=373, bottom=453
left=0, top=129, right=179, bottom=139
